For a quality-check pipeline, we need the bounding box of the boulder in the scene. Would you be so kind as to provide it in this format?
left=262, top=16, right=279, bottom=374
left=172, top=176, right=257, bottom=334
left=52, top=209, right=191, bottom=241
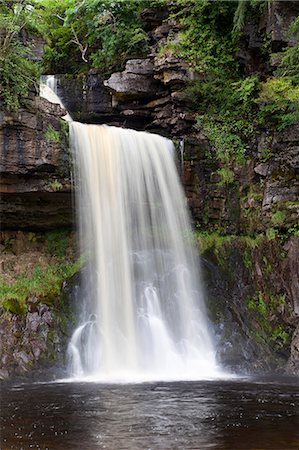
left=104, top=58, right=162, bottom=98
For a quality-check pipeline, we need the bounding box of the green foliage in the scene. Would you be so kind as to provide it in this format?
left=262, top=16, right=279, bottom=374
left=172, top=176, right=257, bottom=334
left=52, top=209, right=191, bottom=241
left=46, top=230, right=69, bottom=256
left=257, top=77, right=299, bottom=129
left=247, top=290, right=291, bottom=350
left=167, top=2, right=262, bottom=166
left=45, top=124, right=60, bottom=142
left=271, top=210, right=286, bottom=227
left=0, top=1, right=41, bottom=111
left=260, top=18, right=299, bottom=129
left=258, top=77, right=299, bottom=103
left=172, top=0, right=237, bottom=73
left=182, top=61, right=258, bottom=165
left=196, top=231, right=233, bottom=256
left=34, top=0, right=164, bottom=73
left=48, top=179, right=63, bottom=192
left=196, top=115, right=247, bottom=165
left=233, top=0, right=267, bottom=34
left=266, top=227, right=279, bottom=241
left=0, top=259, right=81, bottom=314
left=248, top=291, right=268, bottom=317
left=287, top=224, right=299, bottom=237
left=216, top=167, right=235, bottom=186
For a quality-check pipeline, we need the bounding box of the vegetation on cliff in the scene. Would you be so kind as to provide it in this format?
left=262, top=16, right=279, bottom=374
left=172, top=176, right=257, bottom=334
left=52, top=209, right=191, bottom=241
left=1, top=0, right=298, bottom=376
left=0, top=231, right=79, bottom=315
left=0, top=1, right=41, bottom=110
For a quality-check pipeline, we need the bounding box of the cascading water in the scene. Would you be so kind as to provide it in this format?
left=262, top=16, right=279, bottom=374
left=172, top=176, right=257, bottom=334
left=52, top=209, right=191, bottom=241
left=69, top=123, right=221, bottom=381
left=40, top=75, right=72, bottom=122
left=40, top=75, right=222, bottom=382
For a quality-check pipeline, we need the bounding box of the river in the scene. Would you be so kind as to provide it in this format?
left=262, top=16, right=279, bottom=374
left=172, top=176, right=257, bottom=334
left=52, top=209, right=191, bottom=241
left=1, top=376, right=298, bottom=449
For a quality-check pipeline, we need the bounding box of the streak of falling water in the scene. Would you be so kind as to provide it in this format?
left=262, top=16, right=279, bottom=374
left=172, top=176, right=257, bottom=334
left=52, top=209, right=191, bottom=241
left=40, top=75, right=72, bottom=122
left=68, top=122, right=222, bottom=382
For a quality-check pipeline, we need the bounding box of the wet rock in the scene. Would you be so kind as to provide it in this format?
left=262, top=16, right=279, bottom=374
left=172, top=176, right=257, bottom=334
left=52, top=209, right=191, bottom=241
left=0, top=368, right=9, bottom=380
left=287, top=323, right=299, bottom=374
left=267, top=1, right=299, bottom=51
left=282, top=236, right=299, bottom=316
left=14, top=350, right=32, bottom=366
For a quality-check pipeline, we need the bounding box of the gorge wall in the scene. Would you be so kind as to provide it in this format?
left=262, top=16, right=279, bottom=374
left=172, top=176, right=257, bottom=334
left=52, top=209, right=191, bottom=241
left=0, top=1, right=298, bottom=378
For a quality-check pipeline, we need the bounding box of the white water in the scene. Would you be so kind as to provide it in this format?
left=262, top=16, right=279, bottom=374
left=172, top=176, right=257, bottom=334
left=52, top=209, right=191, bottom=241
left=40, top=75, right=72, bottom=122
left=68, top=123, right=221, bottom=382
left=40, top=75, right=223, bottom=382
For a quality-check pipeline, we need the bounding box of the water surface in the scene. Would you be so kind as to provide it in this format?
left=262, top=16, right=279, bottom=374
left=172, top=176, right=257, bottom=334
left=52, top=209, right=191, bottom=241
left=1, top=377, right=298, bottom=449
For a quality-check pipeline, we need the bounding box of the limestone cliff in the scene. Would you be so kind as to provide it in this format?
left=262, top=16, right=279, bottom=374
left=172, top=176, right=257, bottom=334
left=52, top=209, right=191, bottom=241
left=0, top=97, right=72, bottom=231
left=0, top=1, right=299, bottom=378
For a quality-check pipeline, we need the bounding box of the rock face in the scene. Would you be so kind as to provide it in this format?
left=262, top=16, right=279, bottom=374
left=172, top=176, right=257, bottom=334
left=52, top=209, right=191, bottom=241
left=0, top=305, right=64, bottom=379
left=1, top=2, right=299, bottom=377
left=52, top=4, right=299, bottom=236
left=55, top=10, right=196, bottom=136
left=267, top=0, right=299, bottom=50
left=0, top=97, right=72, bottom=230
left=259, top=128, right=299, bottom=227
left=104, top=58, right=161, bottom=97
left=201, top=235, right=299, bottom=373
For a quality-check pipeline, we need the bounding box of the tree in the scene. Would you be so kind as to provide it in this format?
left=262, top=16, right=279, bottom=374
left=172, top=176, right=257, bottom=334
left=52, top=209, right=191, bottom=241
left=0, top=1, right=41, bottom=111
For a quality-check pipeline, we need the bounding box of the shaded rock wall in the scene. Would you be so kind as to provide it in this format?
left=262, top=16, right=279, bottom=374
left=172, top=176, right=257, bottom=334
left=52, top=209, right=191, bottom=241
left=0, top=97, right=73, bottom=230
left=0, top=304, right=67, bottom=380
left=201, top=235, right=299, bottom=374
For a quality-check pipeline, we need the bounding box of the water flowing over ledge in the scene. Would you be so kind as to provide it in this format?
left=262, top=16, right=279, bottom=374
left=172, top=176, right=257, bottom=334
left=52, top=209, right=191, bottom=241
left=68, top=122, right=224, bottom=382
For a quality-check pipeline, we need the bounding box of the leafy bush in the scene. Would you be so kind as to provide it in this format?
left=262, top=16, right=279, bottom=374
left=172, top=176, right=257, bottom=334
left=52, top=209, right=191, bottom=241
left=0, top=2, right=41, bottom=111
left=36, top=0, right=166, bottom=73
left=170, top=0, right=260, bottom=165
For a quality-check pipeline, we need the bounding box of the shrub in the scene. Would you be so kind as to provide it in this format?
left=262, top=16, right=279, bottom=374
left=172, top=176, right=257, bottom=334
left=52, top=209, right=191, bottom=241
left=0, top=2, right=41, bottom=111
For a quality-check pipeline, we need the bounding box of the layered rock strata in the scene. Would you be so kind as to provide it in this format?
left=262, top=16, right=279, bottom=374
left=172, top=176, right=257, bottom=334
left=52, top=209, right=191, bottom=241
left=0, top=97, right=72, bottom=231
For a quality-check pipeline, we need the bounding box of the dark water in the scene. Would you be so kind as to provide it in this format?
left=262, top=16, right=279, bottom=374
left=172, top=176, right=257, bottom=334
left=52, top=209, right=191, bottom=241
left=1, top=377, right=298, bottom=450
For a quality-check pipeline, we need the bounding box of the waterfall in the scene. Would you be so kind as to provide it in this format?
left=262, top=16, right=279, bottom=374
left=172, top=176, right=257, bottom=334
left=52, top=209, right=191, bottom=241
left=40, top=75, right=72, bottom=122
left=40, top=75, right=222, bottom=382
left=69, top=123, right=220, bottom=382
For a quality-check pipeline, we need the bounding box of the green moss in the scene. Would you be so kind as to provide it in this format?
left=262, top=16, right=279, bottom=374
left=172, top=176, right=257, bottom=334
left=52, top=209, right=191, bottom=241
left=262, top=256, right=272, bottom=275
left=271, top=210, right=287, bottom=226
left=216, top=167, right=235, bottom=186
left=196, top=231, right=234, bottom=256
left=247, top=290, right=291, bottom=351
left=287, top=225, right=299, bottom=237
left=2, top=297, right=27, bottom=315
left=0, top=259, right=81, bottom=315
left=266, top=227, right=279, bottom=241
